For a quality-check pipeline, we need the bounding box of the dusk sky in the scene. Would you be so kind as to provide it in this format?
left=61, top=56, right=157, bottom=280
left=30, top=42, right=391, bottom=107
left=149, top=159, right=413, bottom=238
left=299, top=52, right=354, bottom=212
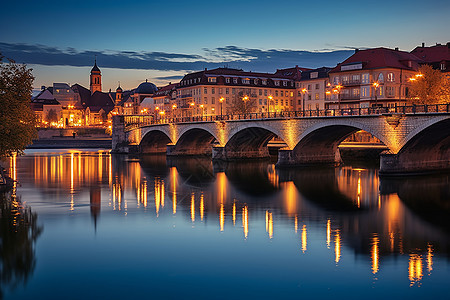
left=1, top=0, right=449, bottom=92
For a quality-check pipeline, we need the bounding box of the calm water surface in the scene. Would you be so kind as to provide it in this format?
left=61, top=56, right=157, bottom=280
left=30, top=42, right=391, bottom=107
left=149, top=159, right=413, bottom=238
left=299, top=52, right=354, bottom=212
left=2, top=149, right=450, bottom=299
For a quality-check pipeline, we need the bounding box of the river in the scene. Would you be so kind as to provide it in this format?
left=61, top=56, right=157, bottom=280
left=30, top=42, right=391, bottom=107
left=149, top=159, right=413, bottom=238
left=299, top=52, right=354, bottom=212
left=1, top=149, right=450, bottom=299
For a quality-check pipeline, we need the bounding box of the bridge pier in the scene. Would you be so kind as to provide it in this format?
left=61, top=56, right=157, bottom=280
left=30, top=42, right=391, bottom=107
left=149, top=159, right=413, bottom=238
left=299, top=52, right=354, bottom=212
left=276, top=148, right=342, bottom=168
left=380, top=153, right=450, bottom=175
left=212, top=146, right=270, bottom=161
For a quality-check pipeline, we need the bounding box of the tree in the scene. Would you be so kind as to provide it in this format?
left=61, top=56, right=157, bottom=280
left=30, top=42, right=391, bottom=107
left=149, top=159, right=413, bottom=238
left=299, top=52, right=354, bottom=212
left=45, top=109, right=58, bottom=123
left=230, top=91, right=257, bottom=114
left=0, top=54, right=37, bottom=157
left=408, top=65, right=450, bottom=104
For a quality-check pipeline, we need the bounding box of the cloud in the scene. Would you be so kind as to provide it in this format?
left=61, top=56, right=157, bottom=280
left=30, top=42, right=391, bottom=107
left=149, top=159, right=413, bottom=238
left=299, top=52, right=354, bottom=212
left=0, top=42, right=353, bottom=73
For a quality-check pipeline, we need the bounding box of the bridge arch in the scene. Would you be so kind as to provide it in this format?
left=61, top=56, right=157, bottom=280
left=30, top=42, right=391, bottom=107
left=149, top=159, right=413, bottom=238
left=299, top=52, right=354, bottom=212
left=171, top=127, right=218, bottom=156
left=140, top=128, right=173, bottom=154
left=223, top=125, right=281, bottom=159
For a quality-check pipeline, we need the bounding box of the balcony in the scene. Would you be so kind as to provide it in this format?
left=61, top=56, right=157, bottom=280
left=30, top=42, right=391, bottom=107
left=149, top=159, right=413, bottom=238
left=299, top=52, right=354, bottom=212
left=341, top=80, right=362, bottom=86
left=178, top=94, right=193, bottom=99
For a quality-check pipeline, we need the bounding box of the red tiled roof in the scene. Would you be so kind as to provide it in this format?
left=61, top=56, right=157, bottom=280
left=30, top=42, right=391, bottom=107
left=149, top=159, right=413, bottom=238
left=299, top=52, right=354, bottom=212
left=330, top=47, right=421, bottom=73
left=411, top=43, right=450, bottom=63
left=154, top=82, right=179, bottom=97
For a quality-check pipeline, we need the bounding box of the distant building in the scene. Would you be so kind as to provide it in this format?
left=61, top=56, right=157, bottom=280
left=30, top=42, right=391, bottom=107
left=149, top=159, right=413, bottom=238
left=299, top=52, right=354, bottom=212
left=328, top=47, right=421, bottom=109
left=411, top=42, right=450, bottom=72
left=177, top=67, right=297, bottom=117
left=296, top=67, right=331, bottom=110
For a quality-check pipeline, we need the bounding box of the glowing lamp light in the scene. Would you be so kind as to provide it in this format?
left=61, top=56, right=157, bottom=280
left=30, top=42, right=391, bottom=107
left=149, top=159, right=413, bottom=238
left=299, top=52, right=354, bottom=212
left=219, top=97, right=224, bottom=103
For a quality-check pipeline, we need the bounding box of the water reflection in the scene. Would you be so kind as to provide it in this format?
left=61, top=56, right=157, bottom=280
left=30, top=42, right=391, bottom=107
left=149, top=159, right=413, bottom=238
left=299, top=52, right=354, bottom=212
left=0, top=191, right=42, bottom=298
left=14, top=150, right=450, bottom=289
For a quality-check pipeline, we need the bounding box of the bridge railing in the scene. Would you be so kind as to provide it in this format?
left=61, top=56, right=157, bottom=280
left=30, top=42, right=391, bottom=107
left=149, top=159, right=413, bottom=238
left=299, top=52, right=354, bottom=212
left=122, top=103, right=450, bottom=130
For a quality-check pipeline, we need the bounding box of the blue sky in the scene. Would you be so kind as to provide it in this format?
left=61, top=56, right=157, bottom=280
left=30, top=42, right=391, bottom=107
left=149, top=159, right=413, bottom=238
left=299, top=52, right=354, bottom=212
left=1, top=0, right=449, bottom=91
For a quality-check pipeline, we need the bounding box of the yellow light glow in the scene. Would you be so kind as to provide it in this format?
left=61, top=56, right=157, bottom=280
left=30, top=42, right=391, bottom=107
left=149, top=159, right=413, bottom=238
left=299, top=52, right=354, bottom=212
left=409, top=254, right=423, bottom=286
left=220, top=203, right=224, bottom=231
left=191, top=193, right=195, bottom=222
left=335, top=229, right=341, bottom=264
left=232, top=201, right=236, bottom=226
left=326, top=219, right=331, bottom=249
left=371, top=234, right=380, bottom=274
left=266, top=210, right=273, bottom=239
left=301, top=224, right=307, bottom=253
left=242, top=206, right=248, bottom=239
left=200, top=193, right=204, bottom=221
left=219, top=97, right=224, bottom=103
left=171, top=167, right=177, bottom=214
left=427, top=244, right=433, bottom=275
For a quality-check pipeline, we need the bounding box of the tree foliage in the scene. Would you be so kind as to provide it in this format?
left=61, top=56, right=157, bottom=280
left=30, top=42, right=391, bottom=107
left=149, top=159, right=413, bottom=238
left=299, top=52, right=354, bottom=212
left=0, top=54, right=37, bottom=157
left=230, top=92, right=257, bottom=114
left=409, top=65, right=450, bottom=104
left=45, top=109, right=58, bottom=123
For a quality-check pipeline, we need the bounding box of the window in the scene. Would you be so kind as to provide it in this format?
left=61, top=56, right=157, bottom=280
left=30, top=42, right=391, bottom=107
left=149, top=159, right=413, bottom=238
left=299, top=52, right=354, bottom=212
left=352, top=74, right=360, bottom=82
left=259, top=99, right=262, bottom=105
left=226, top=78, right=230, bottom=83
left=204, top=97, right=208, bottom=104
left=226, top=88, right=229, bottom=94
left=315, top=83, right=320, bottom=90
left=259, top=89, right=262, bottom=96
left=283, top=81, right=287, bottom=86
left=441, top=63, right=446, bottom=71
left=316, top=103, right=320, bottom=109
left=308, top=94, right=311, bottom=100
left=262, top=80, right=267, bottom=85
left=204, top=88, right=207, bottom=94
left=352, top=88, right=360, bottom=97
left=242, top=78, right=250, bottom=84
left=208, top=77, right=216, bottom=83
left=233, top=78, right=238, bottom=84
left=378, top=73, right=385, bottom=83
left=264, top=90, right=267, bottom=96
left=275, top=81, right=280, bottom=86
left=219, top=88, right=222, bottom=94
left=232, top=88, right=235, bottom=95
left=334, top=76, right=339, bottom=85
left=212, top=88, right=215, bottom=94
left=275, top=90, right=279, bottom=96
left=307, top=84, right=311, bottom=91
left=341, top=75, right=348, bottom=84
left=212, top=97, right=215, bottom=104
left=290, top=92, right=293, bottom=97
left=362, top=73, right=369, bottom=84
left=386, top=86, right=395, bottom=97
left=387, top=73, right=394, bottom=82
left=315, top=93, right=319, bottom=100
left=285, top=91, right=288, bottom=97
left=254, top=79, right=258, bottom=84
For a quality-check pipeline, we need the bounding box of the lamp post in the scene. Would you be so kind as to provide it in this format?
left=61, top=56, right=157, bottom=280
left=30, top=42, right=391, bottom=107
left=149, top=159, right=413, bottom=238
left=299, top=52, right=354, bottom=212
left=333, top=85, right=342, bottom=111
left=219, top=97, right=224, bottom=118
left=200, top=104, right=204, bottom=117
left=301, top=88, right=307, bottom=115
left=190, top=102, right=195, bottom=118
left=243, top=95, right=249, bottom=113
left=268, top=95, right=273, bottom=116
left=172, top=104, right=177, bottom=119
left=372, top=82, right=379, bottom=108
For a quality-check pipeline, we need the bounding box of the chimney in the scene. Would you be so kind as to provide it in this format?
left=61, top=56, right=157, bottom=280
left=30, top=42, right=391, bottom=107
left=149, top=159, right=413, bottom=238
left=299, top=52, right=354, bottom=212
left=41, top=85, right=46, bottom=90
left=422, top=42, right=425, bottom=47
left=395, top=47, right=399, bottom=51
left=354, top=48, right=359, bottom=53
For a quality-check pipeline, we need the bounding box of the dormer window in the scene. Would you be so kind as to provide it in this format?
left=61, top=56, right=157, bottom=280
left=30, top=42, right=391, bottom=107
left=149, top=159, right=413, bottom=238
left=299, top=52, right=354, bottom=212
left=441, top=63, right=446, bottom=71
left=233, top=78, right=238, bottom=84
left=262, top=80, right=267, bottom=85
left=208, top=77, right=216, bottom=83
left=274, top=81, right=280, bottom=86
left=254, top=79, right=258, bottom=84
left=226, top=78, right=230, bottom=83
left=387, top=72, right=394, bottom=82
left=282, top=81, right=287, bottom=87
left=242, top=78, right=250, bottom=84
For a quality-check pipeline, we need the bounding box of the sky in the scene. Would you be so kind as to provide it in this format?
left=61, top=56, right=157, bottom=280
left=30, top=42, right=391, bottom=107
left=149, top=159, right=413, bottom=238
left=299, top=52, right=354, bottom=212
left=0, top=0, right=449, bottom=92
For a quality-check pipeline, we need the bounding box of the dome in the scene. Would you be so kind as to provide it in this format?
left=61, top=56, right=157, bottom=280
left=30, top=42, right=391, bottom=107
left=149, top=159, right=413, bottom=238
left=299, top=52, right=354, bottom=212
left=136, top=79, right=157, bottom=94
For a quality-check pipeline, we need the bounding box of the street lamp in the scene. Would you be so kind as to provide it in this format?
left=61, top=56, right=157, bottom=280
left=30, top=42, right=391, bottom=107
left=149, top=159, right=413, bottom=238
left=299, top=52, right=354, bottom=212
left=268, top=95, right=273, bottom=115
left=372, top=82, right=379, bottom=108
left=332, top=85, right=342, bottom=110
left=190, top=102, right=195, bottom=117
left=301, top=88, right=307, bottom=115
left=243, top=95, right=249, bottom=113
left=172, top=104, right=177, bottom=119
left=219, top=97, right=224, bottom=118
left=200, top=104, right=204, bottom=117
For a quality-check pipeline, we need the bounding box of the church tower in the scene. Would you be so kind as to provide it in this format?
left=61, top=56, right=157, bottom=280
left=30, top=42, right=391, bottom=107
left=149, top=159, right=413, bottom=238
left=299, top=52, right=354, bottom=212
left=115, top=84, right=123, bottom=106
left=90, top=59, right=102, bottom=94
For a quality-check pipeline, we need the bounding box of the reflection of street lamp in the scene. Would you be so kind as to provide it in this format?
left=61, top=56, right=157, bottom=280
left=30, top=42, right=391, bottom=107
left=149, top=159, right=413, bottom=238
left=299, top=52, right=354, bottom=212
left=301, top=88, right=307, bottom=115
left=219, top=97, right=224, bottom=117
left=268, top=95, right=273, bottom=114
left=372, top=82, right=379, bottom=107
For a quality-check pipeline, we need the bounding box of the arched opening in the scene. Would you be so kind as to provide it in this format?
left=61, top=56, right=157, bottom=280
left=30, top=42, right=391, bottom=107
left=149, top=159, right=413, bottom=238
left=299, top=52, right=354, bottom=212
left=140, top=130, right=172, bottom=154
left=382, top=118, right=450, bottom=174
left=279, top=125, right=388, bottom=167
left=224, top=127, right=280, bottom=160
left=171, top=128, right=217, bottom=156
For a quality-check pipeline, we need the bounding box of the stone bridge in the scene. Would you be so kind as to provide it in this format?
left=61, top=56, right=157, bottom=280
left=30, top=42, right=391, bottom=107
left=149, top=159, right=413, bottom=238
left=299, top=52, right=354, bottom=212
left=112, top=106, right=450, bottom=175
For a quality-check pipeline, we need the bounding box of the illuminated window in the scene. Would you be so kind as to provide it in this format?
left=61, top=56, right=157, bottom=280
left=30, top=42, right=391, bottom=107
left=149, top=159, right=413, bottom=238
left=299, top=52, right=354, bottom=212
left=378, top=73, right=384, bottom=83
left=226, top=78, right=230, bottom=83
left=275, top=81, right=280, bottom=86
left=315, top=93, right=319, bottom=100
left=362, top=73, right=370, bottom=84
left=242, top=78, right=250, bottom=84
left=387, top=73, right=394, bottom=82
left=283, top=81, right=287, bottom=86
left=204, top=88, right=207, bottom=94
left=262, top=80, right=267, bottom=85
left=233, top=78, right=238, bottom=84
left=208, top=77, right=216, bottom=83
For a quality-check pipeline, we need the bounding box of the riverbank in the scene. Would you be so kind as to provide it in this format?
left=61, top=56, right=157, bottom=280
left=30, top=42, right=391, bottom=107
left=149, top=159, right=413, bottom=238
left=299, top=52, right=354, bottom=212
left=27, top=137, right=112, bottom=149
